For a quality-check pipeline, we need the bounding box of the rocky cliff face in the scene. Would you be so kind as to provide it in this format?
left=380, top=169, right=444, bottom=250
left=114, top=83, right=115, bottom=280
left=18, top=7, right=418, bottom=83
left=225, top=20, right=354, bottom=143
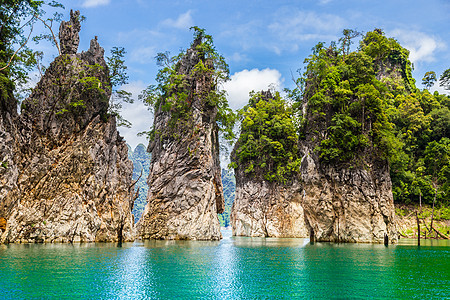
left=296, top=33, right=399, bottom=243
left=137, top=37, right=224, bottom=240
left=0, top=10, right=135, bottom=243
left=231, top=31, right=400, bottom=243
left=231, top=177, right=308, bottom=238
left=299, top=152, right=397, bottom=243
left=230, top=91, right=308, bottom=238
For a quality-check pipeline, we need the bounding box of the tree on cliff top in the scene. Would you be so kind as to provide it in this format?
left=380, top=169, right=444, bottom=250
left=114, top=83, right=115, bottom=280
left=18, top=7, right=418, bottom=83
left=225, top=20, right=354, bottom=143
left=231, top=90, right=301, bottom=184
left=139, top=27, right=235, bottom=142
left=298, top=29, right=449, bottom=205
left=301, top=29, right=403, bottom=165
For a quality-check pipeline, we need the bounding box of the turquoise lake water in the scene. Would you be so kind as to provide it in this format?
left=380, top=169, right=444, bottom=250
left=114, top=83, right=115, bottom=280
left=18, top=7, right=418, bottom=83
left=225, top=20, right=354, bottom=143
left=1, top=230, right=449, bottom=299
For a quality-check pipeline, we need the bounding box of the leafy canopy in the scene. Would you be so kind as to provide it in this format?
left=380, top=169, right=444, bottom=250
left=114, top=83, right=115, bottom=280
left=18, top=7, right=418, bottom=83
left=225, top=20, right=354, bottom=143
left=231, top=90, right=301, bottom=184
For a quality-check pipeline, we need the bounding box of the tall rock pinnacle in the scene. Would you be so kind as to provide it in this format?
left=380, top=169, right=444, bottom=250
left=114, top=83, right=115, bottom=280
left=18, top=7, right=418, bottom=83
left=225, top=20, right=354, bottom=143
left=0, top=10, right=135, bottom=244
left=59, top=9, right=81, bottom=55
left=137, top=34, right=225, bottom=241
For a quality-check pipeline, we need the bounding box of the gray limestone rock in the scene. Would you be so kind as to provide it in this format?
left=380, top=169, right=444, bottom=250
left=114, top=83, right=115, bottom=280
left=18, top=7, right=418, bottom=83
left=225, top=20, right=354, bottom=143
left=59, top=10, right=81, bottom=55
left=300, top=153, right=397, bottom=243
left=231, top=178, right=308, bottom=238
left=137, top=37, right=224, bottom=241
left=0, top=11, right=135, bottom=243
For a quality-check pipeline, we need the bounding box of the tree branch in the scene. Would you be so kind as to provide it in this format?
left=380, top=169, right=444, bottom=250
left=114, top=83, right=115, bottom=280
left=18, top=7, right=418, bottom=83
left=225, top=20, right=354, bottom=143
left=0, top=23, right=34, bottom=72
left=34, top=14, right=61, bottom=55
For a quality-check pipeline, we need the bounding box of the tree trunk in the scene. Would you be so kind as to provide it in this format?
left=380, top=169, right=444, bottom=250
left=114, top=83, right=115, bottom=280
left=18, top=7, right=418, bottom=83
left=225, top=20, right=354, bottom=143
left=419, top=192, right=422, bottom=212
left=430, top=186, right=437, bottom=234
left=432, top=225, right=450, bottom=240
left=416, top=211, right=420, bottom=246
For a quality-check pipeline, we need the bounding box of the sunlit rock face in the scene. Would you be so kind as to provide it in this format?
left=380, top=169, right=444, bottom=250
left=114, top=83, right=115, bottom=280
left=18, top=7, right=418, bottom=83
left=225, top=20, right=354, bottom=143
left=137, top=37, right=224, bottom=241
left=0, top=10, right=135, bottom=243
left=231, top=178, right=309, bottom=238
left=299, top=153, right=397, bottom=243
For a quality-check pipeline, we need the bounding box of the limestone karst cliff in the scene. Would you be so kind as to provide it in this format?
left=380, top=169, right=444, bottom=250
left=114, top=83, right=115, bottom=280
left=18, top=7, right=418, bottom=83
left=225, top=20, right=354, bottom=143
left=231, top=91, right=308, bottom=237
left=231, top=30, right=401, bottom=243
left=0, top=10, right=135, bottom=243
left=297, top=30, right=401, bottom=243
left=137, top=31, right=227, bottom=240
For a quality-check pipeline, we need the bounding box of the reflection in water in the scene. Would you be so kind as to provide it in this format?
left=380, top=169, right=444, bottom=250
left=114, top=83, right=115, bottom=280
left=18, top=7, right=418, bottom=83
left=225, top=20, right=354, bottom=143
left=0, top=230, right=449, bottom=299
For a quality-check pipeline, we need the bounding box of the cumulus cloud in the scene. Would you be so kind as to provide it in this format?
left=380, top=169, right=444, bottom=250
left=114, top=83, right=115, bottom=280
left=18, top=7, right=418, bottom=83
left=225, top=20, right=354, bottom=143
left=82, top=0, right=110, bottom=8
left=390, top=29, right=446, bottom=63
left=116, top=81, right=152, bottom=148
left=161, top=10, right=194, bottom=30
left=223, top=68, right=284, bottom=110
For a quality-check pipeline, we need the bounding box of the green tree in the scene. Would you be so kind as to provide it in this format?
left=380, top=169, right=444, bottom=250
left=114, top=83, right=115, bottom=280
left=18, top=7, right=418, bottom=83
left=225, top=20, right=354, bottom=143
left=440, top=68, right=450, bottom=90
left=139, top=27, right=235, bottom=142
left=423, top=138, right=450, bottom=226
left=0, top=1, right=65, bottom=105
left=300, top=30, right=405, bottom=164
left=422, top=71, right=437, bottom=89
left=338, top=28, right=360, bottom=57
left=232, top=90, right=301, bottom=183
left=106, top=46, right=133, bottom=127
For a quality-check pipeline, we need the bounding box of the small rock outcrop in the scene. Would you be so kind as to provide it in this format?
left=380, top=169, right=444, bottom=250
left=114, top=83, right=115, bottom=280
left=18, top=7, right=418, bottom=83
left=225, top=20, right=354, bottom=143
left=137, top=35, right=224, bottom=240
left=0, top=11, right=135, bottom=243
left=230, top=91, right=308, bottom=237
left=59, top=10, right=81, bottom=55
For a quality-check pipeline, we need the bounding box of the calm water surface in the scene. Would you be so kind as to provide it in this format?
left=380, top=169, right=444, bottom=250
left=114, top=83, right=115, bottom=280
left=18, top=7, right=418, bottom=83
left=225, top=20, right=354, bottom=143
left=1, top=230, right=449, bottom=299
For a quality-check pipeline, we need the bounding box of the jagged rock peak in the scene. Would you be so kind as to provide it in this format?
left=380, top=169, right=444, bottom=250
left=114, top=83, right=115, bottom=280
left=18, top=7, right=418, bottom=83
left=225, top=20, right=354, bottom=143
left=137, top=34, right=225, bottom=241
left=0, top=10, right=135, bottom=244
left=81, top=36, right=106, bottom=66
left=59, top=9, right=81, bottom=55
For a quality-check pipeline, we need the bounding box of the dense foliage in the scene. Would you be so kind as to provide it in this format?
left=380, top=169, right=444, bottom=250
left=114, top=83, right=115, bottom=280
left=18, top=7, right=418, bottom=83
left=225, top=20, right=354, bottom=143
left=299, top=29, right=450, bottom=205
left=231, top=91, right=301, bottom=183
left=1, top=1, right=42, bottom=107
left=301, top=29, right=410, bottom=164
left=1, top=1, right=67, bottom=103
left=139, top=27, right=235, bottom=142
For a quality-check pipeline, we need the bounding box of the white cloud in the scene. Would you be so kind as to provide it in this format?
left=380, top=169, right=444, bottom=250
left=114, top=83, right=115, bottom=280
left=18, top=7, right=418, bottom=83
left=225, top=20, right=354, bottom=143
left=268, top=9, right=345, bottom=53
left=117, top=81, right=152, bottom=149
left=390, top=29, right=446, bottom=63
left=82, top=0, right=110, bottom=8
left=223, top=68, right=284, bottom=110
left=130, top=46, right=156, bottom=64
left=430, top=84, right=450, bottom=95
left=161, top=10, right=194, bottom=30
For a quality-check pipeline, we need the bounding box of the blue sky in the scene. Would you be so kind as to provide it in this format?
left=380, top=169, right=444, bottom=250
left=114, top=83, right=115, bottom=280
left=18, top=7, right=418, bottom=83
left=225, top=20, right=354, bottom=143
left=35, top=0, right=450, bottom=148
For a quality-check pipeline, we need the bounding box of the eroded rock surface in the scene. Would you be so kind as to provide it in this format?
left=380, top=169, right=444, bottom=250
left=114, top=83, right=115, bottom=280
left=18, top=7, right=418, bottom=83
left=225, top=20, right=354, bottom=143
left=0, top=11, right=135, bottom=243
left=299, top=152, right=397, bottom=243
left=137, top=37, right=224, bottom=240
left=231, top=177, right=308, bottom=238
